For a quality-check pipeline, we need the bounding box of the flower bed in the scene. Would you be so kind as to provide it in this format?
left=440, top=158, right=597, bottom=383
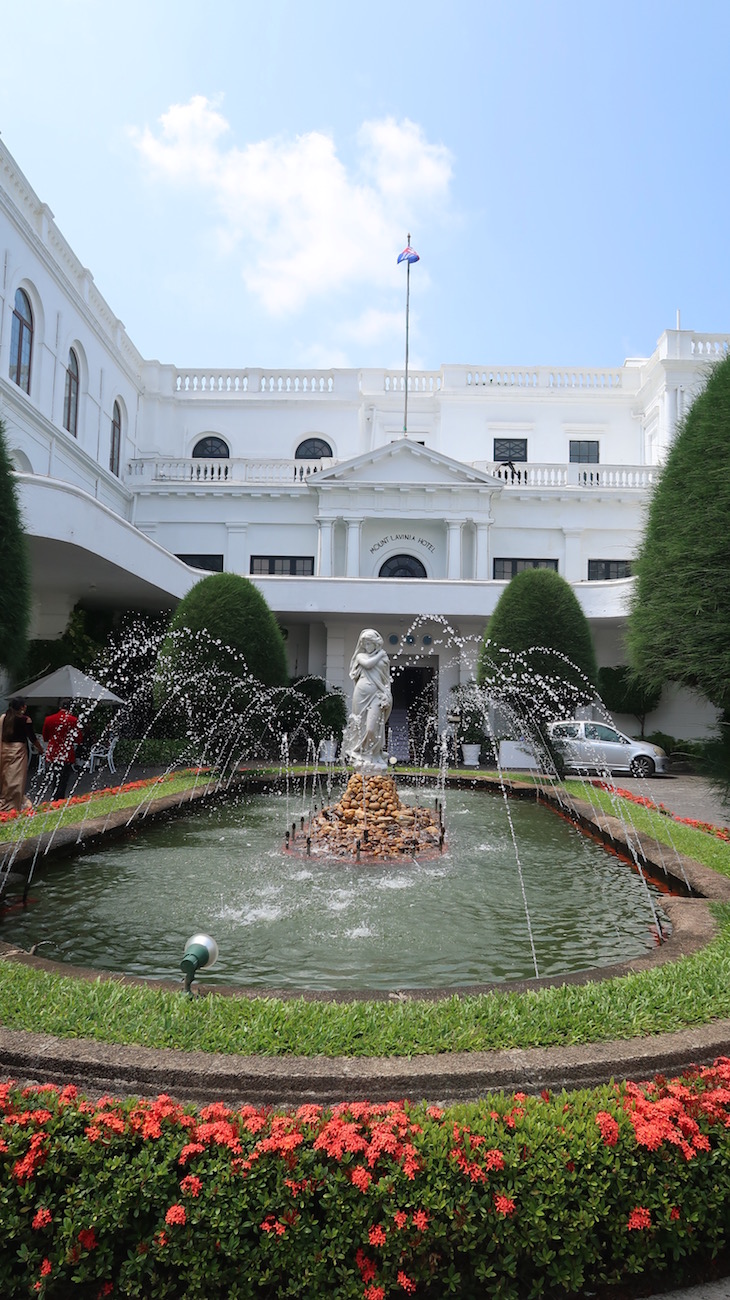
left=595, top=782, right=730, bottom=842
left=2, top=1061, right=730, bottom=1298
left=0, top=771, right=210, bottom=825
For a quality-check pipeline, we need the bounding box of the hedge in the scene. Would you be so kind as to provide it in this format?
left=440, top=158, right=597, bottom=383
left=2, top=1060, right=730, bottom=1298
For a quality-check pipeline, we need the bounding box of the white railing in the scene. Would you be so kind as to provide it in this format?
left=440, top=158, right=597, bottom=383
left=173, top=369, right=337, bottom=394
left=689, top=335, right=730, bottom=357
left=463, top=367, right=623, bottom=390
left=127, top=457, right=334, bottom=484
left=127, top=456, right=656, bottom=489
left=477, top=462, right=658, bottom=488
left=383, top=372, right=442, bottom=393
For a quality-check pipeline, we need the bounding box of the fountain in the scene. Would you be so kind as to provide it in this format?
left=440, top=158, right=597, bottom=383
left=300, top=629, right=442, bottom=860
left=0, top=621, right=682, bottom=993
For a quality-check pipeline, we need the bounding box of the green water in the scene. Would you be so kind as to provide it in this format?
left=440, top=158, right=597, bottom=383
left=2, top=788, right=669, bottom=990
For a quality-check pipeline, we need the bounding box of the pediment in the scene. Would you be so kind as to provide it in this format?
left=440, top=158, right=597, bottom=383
left=312, top=438, right=500, bottom=489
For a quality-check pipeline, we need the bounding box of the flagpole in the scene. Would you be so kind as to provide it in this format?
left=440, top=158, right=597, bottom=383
left=403, top=231, right=411, bottom=437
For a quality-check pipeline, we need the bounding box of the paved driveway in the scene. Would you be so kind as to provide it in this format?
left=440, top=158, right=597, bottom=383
left=605, top=772, right=730, bottom=833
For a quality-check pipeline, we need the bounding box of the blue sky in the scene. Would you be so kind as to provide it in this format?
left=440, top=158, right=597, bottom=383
left=3, top=0, right=729, bottom=370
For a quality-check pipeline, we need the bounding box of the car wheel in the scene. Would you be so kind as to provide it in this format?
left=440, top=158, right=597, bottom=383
left=630, top=755, right=655, bottom=779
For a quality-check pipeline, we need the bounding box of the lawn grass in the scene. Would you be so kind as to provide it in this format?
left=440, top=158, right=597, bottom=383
left=0, top=770, right=219, bottom=844
left=1, top=767, right=729, bottom=1059
left=1, top=905, right=730, bottom=1057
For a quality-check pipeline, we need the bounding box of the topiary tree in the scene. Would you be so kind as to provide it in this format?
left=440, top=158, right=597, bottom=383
left=627, top=355, right=730, bottom=715
left=597, top=665, right=662, bottom=738
left=0, top=418, right=32, bottom=681
left=155, top=573, right=289, bottom=765
left=477, top=567, right=598, bottom=731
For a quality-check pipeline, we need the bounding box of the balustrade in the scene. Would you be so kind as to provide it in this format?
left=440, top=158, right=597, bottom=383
left=465, top=367, right=622, bottom=389
left=383, top=373, right=442, bottom=393
left=128, top=457, right=333, bottom=484
left=174, top=369, right=336, bottom=394
left=480, top=462, right=657, bottom=488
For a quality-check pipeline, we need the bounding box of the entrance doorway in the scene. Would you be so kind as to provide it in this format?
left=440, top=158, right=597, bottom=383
left=389, top=664, right=438, bottom=763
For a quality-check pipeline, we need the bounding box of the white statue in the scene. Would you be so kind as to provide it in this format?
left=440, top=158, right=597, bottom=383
left=343, top=628, right=393, bottom=771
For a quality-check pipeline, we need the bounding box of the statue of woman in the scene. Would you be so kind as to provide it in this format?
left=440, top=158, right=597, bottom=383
left=343, top=629, right=393, bottom=770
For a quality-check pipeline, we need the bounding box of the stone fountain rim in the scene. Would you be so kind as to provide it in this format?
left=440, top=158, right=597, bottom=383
left=1, top=773, right=729, bottom=1102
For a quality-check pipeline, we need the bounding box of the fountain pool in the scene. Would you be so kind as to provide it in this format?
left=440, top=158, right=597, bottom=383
left=2, top=786, right=670, bottom=991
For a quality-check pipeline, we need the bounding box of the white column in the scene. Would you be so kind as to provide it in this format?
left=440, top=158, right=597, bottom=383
left=562, top=528, right=582, bottom=583
left=475, top=521, right=491, bottom=580
left=226, top=523, right=248, bottom=574
left=446, top=519, right=464, bottom=579
left=345, top=518, right=362, bottom=577
left=318, top=518, right=334, bottom=577
left=324, top=624, right=347, bottom=694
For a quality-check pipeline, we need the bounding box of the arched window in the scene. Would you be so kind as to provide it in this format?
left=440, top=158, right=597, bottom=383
left=379, top=554, right=428, bottom=579
left=295, top=437, right=332, bottom=459
left=63, top=349, right=79, bottom=436
left=9, top=289, right=33, bottom=394
left=192, top=436, right=229, bottom=458
left=110, top=400, right=122, bottom=476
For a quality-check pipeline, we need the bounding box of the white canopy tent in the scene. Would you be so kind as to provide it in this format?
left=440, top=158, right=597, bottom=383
left=15, top=665, right=125, bottom=704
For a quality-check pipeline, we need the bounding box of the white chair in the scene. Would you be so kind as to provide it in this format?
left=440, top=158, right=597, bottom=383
left=88, top=736, right=118, bottom=774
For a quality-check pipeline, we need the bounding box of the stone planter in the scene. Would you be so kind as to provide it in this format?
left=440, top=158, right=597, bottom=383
left=318, top=738, right=339, bottom=763
left=461, top=742, right=482, bottom=768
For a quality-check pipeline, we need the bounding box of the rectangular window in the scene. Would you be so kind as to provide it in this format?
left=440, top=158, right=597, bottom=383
left=493, top=438, right=527, bottom=462
left=493, top=558, right=559, bottom=580
left=587, top=560, right=632, bottom=581
left=569, top=440, right=599, bottom=463
left=250, top=556, right=315, bottom=576
left=175, top=554, right=224, bottom=572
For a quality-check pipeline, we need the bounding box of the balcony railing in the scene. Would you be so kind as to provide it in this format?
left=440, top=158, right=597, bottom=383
left=477, top=462, right=658, bottom=488
left=127, top=456, right=656, bottom=489
left=127, top=457, right=334, bottom=484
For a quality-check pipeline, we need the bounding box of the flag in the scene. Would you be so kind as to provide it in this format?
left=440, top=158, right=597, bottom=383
left=397, top=245, right=419, bottom=265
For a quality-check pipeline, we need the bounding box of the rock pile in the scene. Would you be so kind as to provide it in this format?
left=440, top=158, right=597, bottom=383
left=297, top=772, right=443, bottom=861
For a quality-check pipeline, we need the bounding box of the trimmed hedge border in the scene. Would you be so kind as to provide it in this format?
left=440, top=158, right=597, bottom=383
left=3, top=1063, right=730, bottom=1298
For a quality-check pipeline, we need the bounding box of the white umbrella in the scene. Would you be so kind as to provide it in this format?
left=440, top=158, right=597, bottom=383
left=15, top=664, right=125, bottom=704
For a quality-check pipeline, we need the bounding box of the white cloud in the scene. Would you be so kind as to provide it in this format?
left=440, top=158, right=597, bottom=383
left=130, top=98, right=453, bottom=317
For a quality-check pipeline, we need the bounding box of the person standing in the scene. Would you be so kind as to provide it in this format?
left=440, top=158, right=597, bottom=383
left=42, top=698, right=83, bottom=801
left=0, top=698, right=43, bottom=812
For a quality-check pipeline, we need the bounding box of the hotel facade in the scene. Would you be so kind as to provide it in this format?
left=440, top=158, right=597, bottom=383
left=0, top=139, right=724, bottom=741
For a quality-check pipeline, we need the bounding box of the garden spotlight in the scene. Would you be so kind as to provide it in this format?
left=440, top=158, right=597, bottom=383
left=180, top=933, right=219, bottom=994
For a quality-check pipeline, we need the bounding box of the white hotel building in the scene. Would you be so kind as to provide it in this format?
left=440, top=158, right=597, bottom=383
left=0, top=139, right=724, bottom=740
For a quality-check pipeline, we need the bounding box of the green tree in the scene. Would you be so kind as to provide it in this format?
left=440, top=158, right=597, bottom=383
left=597, top=665, right=662, bottom=738
left=156, top=573, right=289, bottom=763
left=0, top=418, right=32, bottom=680
left=477, top=567, right=598, bottom=723
left=627, top=355, right=730, bottom=713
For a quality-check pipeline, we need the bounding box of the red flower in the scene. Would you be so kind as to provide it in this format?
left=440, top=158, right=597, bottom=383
left=32, top=1208, right=52, bottom=1230
left=368, top=1224, right=386, bottom=1246
left=412, top=1209, right=429, bottom=1232
left=165, top=1203, right=187, bottom=1227
left=393, top=1210, right=408, bottom=1229
left=350, top=1165, right=372, bottom=1192
left=40, top=1259, right=52, bottom=1277
left=364, top=1287, right=385, bottom=1300
left=180, top=1174, right=202, bottom=1197
left=627, top=1206, right=652, bottom=1230
left=596, top=1111, right=619, bottom=1146
left=494, top=1194, right=516, bottom=1217
left=78, top=1227, right=98, bottom=1250
left=397, top=1271, right=417, bottom=1294
left=670, top=1206, right=681, bottom=1221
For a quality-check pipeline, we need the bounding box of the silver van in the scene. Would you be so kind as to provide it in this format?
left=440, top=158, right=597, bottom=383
left=547, top=720, right=668, bottom=778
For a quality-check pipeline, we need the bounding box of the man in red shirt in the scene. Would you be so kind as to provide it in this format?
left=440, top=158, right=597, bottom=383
left=42, top=699, right=83, bottom=800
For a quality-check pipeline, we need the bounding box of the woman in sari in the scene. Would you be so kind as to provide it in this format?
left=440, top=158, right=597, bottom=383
left=0, top=698, right=42, bottom=813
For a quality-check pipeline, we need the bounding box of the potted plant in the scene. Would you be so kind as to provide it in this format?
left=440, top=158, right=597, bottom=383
left=451, top=684, right=488, bottom=768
